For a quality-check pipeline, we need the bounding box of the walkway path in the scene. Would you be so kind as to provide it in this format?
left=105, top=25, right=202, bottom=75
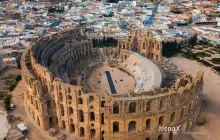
left=170, top=54, right=220, bottom=140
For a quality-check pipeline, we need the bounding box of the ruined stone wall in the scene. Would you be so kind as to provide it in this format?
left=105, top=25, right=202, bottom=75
left=21, top=29, right=204, bottom=140
left=117, top=30, right=162, bottom=62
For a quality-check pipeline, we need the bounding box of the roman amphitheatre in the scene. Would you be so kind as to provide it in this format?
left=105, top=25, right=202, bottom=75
left=20, top=28, right=204, bottom=140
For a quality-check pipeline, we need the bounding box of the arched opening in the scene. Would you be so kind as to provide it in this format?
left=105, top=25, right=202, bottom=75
left=186, top=121, right=191, bottom=131
left=78, top=98, right=83, bottom=104
left=188, top=103, right=192, bottom=113
left=169, top=132, right=174, bottom=140
left=113, top=102, right=119, bottom=114
left=68, top=95, right=72, bottom=100
left=101, top=113, right=104, bottom=124
left=113, top=122, right=119, bottom=133
left=158, top=134, right=163, bottom=140
left=146, top=101, right=151, bottom=111
left=129, top=102, right=136, bottom=113
left=159, top=116, right=164, bottom=126
left=125, top=55, right=127, bottom=59
left=156, top=54, right=159, bottom=61
left=90, top=129, right=96, bottom=138
left=62, top=120, right=66, bottom=129
left=128, top=121, right=136, bottom=132
left=80, top=127, right=85, bottom=137
left=47, top=100, right=50, bottom=109
left=170, top=96, right=177, bottom=106
left=78, top=90, right=82, bottom=96
left=35, top=100, right=39, bottom=110
left=89, top=96, right=94, bottom=103
left=146, top=119, right=151, bottom=129
left=159, top=99, right=165, bottom=110
left=59, top=92, right=63, bottom=101
left=37, top=117, right=40, bottom=126
left=101, top=131, right=104, bottom=140
left=60, top=104, right=64, bottom=116
left=145, top=138, right=150, bottom=140
left=49, top=116, right=53, bottom=127
left=70, top=123, right=75, bottom=133
left=170, top=112, right=175, bottom=123
left=69, top=107, right=73, bottom=115
left=90, top=112, right=95, bottom=121
left=143, top=42, right=145, bottom=49
left=180, top=108, right=185, bottom=119
left=79, top=110, right=84, bottom=122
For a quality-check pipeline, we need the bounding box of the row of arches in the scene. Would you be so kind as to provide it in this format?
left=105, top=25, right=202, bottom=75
left=112, top=97, right=198, bottom=114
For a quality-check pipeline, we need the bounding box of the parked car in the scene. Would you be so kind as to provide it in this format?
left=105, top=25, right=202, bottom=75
left=10, top=103, right=15, bottom=110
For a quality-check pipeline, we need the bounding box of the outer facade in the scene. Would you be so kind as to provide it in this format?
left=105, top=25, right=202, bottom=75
left=21, top=29, right=204, bottom=140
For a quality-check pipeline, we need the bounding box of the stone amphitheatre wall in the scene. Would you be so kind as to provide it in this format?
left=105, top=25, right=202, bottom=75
left=21, top=29, right=204, bottom=140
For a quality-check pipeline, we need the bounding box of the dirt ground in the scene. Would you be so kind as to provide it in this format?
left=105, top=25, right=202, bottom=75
left=0, top=67, right=21, bottom=98
left=87, top=64, right=135, bottom=95
left=170, top=54, right=220, bottom=140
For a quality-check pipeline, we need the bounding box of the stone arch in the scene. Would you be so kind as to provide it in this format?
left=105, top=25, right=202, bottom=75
left=159, top=116, right=164, bottom=126
left=70, top=123, right=75, bottom=133
left=78, top=90, right=82, bottom=96
left=62, top=120, right=66, bottom=129
left=89, top=95, right=94, bottom=103
left=78, top=98, right=83, bottom=104
left=180, top=108, right=185, bottom=119
left=159, top=99, right=165, bottom=110
left=188, top=103, right=192, bottom=113
left=50, top=85, right=54, bottom=92
left=35, top=100, right=39, bottom=110
left=113, top=121, right=119, bottom=133
left=101, top=113, right=104, bottom=124
left=37, top=117, right=40, bottom=126
left=170, top=112, right=176, bottom=123
left=60, top=104, right=64, bottom=116
left=59, top=92, right=63, bottom=102
left=80, top=127, right=85, bottom=137
left=146, top=101, right=151, bottom=111
left=146, top=119, right=151, bottom=129
left=69, top=107, right=73, bottom=115
left=129, top=102, right=136, bottom=113
left=186, top=121, right=191, bottom=131
left=90, top=129, right=96, bottom=138
left=79, top=110, right=84, bottom=122
left=90, top=112, right=95, bottom=121
left=170, top=95, right=177, bottom=106
left=128, top=121, right=136, bottom=132
left=158, top=134, right=163, bottom=140
left=68, top=95, right=72, bottom=100
left=113, top=102, right=119, bottom=114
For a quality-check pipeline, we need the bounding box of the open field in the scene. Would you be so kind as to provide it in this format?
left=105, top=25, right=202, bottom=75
left=0, top=67, right=21, bottom=99
left=170, top=54, right=220, bottom=140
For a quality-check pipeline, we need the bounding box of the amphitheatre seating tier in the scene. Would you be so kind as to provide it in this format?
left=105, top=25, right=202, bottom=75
left=120, top=52, right=162, bottom=93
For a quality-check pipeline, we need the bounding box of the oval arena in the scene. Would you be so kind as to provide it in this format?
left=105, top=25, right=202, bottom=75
left=21, top=29, right=204, bottom=140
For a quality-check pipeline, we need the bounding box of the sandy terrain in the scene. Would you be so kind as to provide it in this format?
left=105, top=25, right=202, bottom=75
left=8, top=81, right=51, bottom=140
left=87, top=64, right=135, bottom=95
left=170, top=54, right=220, bottom=140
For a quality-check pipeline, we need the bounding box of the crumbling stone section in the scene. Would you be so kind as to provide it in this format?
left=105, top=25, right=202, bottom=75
left=21, top=29, right=204, bottom=140
left=117, top=29, right=162, bottom=62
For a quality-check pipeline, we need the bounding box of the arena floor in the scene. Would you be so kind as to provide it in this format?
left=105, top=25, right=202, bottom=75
left=87, top=64, right=135, bottom=95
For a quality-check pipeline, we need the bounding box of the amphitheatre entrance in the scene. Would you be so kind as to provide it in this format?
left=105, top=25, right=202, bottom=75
left=87, top=63, right=135, bottom=95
